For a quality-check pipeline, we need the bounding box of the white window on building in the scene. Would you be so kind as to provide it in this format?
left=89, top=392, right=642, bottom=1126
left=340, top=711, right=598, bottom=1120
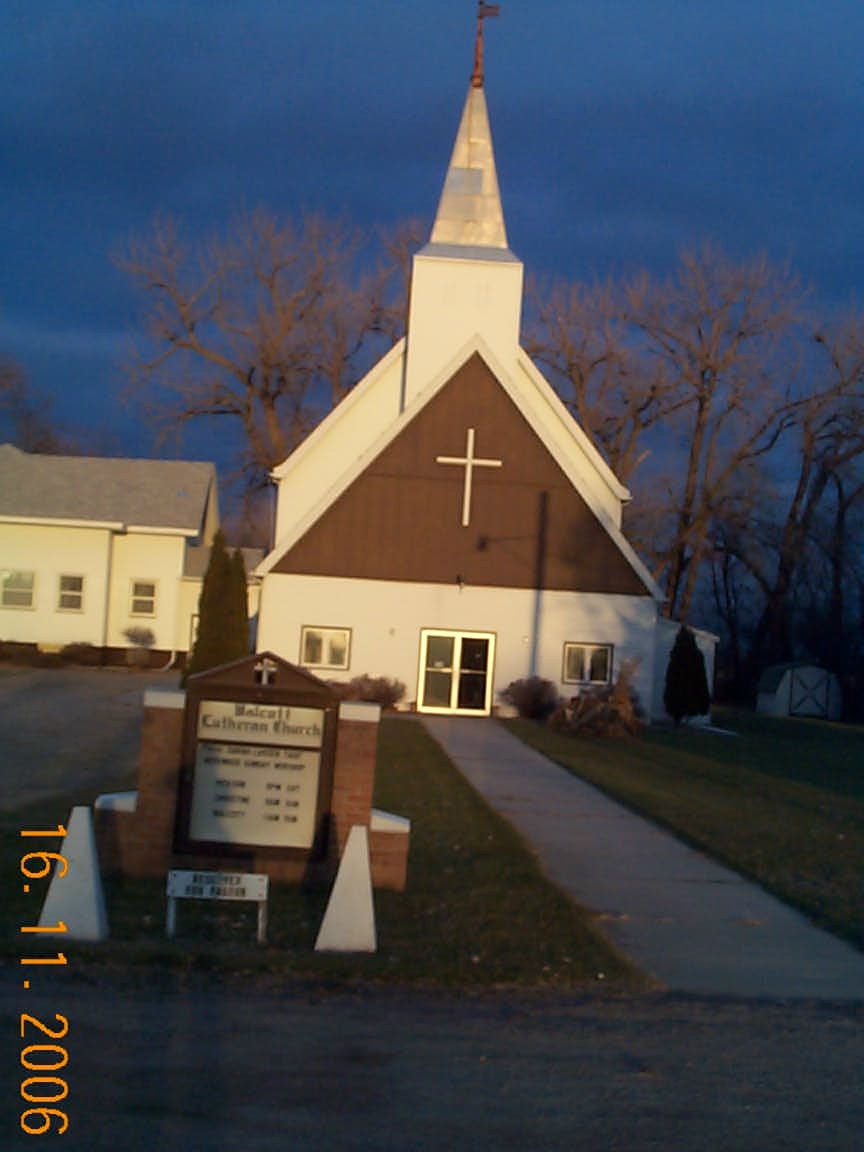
left=1, top=570, right=35, bottom=609
left=58, top=574, right=84, bottom=612
left=563, top=643, right=613, bottom=686
left=300, top=626, right=351, bottom=671
left=130, top=580, right=157, bottom=616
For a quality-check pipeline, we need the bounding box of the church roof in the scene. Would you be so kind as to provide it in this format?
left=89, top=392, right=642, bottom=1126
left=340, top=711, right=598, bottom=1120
left=267, top=351, right=656, bottom=597
left=258, top=340, right=661, bottom=598
left=0, top=442, right=216, bottom=536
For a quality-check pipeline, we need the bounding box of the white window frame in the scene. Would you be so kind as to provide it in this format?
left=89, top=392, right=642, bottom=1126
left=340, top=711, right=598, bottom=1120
left=299, top=626, right=352, bottom=671
left=57, top=574, right=84, bottom=612
left=562, top=642, right=613, bottom=686
left=130, top=580, right=157, bottom=617
left=1, top=569, right=35, bottom=609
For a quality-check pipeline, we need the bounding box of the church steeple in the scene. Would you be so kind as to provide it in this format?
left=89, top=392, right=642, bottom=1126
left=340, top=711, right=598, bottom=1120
left=430, top=3, right=507, bottom=251
left=429, top=83, right=508, bottom=250
left=403, top=4, right=523, bottom=407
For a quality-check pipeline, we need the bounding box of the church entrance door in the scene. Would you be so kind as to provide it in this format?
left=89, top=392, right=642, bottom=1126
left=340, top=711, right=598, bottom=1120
left=417, top=630, right=496, bottom=715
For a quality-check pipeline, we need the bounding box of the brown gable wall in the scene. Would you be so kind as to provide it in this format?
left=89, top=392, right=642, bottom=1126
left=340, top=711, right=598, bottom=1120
left=274, top=354, right=650, bottom=596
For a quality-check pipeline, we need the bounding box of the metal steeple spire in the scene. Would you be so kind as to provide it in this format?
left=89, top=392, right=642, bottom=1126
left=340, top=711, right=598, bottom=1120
left=429, top=3, right=507, bottom=249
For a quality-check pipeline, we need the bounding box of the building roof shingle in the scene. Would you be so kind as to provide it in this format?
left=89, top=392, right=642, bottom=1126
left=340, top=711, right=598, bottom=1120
left=0, top=443, right=216, bottom=535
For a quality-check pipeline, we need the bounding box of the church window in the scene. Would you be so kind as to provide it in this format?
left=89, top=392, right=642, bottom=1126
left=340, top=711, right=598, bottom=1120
left=1, top=570, right=35, bottom=609
left=130, top=580, right=157, bottom=616
left=300, top=626, right=351, bottom=671
left=563, top=643, right=613, bottom=686
left=58, top=574, right=84, bottom=612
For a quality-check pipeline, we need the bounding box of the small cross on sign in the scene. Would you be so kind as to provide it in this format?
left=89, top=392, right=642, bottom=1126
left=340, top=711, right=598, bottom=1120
left=254, top=658, right=278, bottom=686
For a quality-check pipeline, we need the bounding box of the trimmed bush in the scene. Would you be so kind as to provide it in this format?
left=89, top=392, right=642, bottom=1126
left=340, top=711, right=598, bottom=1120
left=500, top=677, right=560, bottom=720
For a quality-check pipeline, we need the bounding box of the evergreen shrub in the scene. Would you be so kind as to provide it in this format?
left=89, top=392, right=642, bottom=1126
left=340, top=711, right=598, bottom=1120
left=184, top=531, right=249, bottom=681
left=663, top=625, right=711, bottom=725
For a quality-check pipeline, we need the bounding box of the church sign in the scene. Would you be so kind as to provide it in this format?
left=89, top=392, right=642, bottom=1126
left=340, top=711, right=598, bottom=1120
left=175, top=654, right=338, bottom=860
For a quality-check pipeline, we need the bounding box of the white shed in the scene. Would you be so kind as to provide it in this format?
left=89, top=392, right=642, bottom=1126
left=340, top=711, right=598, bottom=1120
left=756, top=664, right=843, bottom=720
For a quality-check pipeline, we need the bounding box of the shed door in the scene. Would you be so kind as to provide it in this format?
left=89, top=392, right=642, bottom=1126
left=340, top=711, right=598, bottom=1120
left=418, top=630, right=496, bottom=715
left=789, top=667, right=829, bottom=717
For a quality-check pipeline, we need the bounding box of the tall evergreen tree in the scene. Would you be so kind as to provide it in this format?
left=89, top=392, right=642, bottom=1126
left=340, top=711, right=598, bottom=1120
left=185, top=531, right=248, bottom=679
left=664, top=626, right=711, bottom=726
left=228, top=548, right=250, bottom=656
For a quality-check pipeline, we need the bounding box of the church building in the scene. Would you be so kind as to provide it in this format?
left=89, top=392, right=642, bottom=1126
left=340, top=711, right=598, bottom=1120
left=255, top=18, right=675, bottom=717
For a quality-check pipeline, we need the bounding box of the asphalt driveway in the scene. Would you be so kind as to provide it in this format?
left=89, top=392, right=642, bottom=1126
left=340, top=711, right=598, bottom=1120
left=0, top=665, right=176, bottom=810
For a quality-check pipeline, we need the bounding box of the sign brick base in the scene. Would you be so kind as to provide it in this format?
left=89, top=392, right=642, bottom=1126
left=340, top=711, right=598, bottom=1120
left=95, top=691, right=409, bottom=891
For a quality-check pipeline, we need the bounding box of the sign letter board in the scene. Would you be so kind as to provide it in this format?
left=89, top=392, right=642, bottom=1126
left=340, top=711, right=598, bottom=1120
left=175, top=654, right=338, bottom=860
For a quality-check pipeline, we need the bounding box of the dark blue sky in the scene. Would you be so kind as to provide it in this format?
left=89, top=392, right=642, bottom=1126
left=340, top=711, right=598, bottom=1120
left=2, top=1, right=862, bottom=458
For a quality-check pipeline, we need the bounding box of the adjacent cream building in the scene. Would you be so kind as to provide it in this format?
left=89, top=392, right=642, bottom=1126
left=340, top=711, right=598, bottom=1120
left=0, top=443, right=228, bottom=660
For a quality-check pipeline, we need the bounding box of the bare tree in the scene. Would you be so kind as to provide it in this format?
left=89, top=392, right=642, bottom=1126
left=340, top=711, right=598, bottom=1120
left=739, top=314, right=864, bottom=670
left=0, top=356, right=64, bottom=453
left=119, top=209, right=390, bottom=495
left=622, top=245, right=806, bottom=620
left=377, top=217, right=428, bottom=343
left=527, top=247, right=809, bottom=623
left=525, top=276, right=673, bottom=483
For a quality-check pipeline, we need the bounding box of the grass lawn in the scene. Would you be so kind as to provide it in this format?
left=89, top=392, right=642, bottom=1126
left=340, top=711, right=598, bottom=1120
left=3, top=717, right=644, bottom=990
left=506, top=709, right=864, bottom=949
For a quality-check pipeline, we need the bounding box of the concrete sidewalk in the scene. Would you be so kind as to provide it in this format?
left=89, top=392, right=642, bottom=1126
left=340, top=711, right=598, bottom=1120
left=422, top=716, right=864, bottom=1000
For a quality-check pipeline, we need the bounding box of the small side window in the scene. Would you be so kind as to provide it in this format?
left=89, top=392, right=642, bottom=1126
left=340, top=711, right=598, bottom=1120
left=130, top=580, right=157, bottom=616
left=300, top=627, right=351, bottom=671
left=563, top=643, right=613, bottom=686
left=58, top=574, right=84, bottom=612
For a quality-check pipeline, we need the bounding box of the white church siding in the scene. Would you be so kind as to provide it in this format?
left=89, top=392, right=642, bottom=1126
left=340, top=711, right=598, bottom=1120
left=404, top=248, right=523, bottom=406
left=257, top=573, right=658, bottom=715
left=272, top=340, right=406, bottom=545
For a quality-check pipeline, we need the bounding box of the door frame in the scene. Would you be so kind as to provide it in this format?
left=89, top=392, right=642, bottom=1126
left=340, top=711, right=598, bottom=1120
left=416, top=628, right=497, bottom=716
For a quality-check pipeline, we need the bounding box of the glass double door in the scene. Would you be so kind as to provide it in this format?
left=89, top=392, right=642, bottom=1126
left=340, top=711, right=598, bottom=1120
left=418, top=630, right=495, bottom=715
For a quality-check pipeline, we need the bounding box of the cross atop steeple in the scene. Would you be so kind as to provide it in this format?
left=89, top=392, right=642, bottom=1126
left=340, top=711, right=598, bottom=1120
left=471, top=3, right=500, bottom=89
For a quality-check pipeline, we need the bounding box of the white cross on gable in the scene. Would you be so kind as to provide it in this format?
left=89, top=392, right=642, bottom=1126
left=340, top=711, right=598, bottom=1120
left=436, top=427, right=503, bottom=527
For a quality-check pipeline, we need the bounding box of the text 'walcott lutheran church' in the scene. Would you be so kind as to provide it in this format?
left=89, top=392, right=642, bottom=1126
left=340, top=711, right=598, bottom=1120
left=255, top=11, right=709, bottom=719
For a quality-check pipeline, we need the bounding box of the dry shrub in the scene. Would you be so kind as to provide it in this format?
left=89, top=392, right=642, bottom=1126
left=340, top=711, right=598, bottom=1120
left=330, top=674, right=406, bottom=709
left=550, top=662, right=644, bottom=737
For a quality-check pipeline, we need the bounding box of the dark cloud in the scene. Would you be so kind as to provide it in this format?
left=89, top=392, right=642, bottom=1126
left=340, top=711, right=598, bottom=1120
left=1, top=0, right=862, bottom=453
